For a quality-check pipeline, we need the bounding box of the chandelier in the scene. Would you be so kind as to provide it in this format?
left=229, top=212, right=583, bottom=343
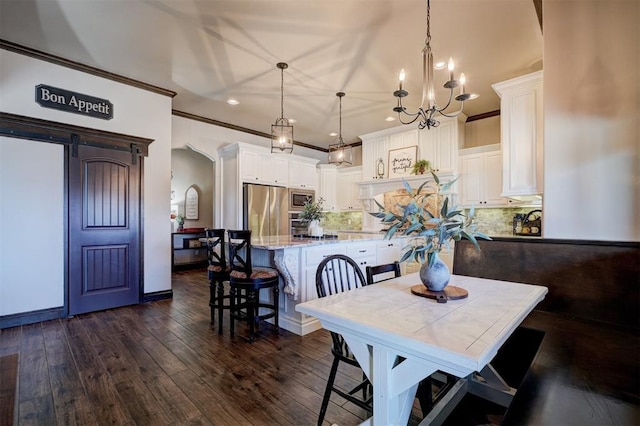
left=271, top=62, right=294, bottom=153
left=328, top=92, right=352, bottom=166
left=393, top=0, right=477, bottom=129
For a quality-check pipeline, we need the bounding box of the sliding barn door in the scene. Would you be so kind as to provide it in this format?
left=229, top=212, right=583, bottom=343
left=68, top=145, right=141, bottom=315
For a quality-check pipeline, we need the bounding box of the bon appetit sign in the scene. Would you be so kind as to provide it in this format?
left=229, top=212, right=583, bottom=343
left=35, top=84, right=113, bottom=120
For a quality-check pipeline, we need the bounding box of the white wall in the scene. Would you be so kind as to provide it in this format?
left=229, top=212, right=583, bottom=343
left=0, top=138, right=64, bottom=315
left=543, top=0, right=639, bottom=241
left=0, top=49, right=173, bottom=316
left=171, top=147, right=214, bottom=229
left=464, top=116, right=501, bottom=149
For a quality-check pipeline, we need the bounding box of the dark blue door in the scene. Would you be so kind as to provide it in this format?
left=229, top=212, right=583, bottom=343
left=68, top=144, right=141, bottom=315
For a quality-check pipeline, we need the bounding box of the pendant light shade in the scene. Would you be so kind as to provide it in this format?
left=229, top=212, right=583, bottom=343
left=328, top=92, right=352, bottom=166
left=271, top=62, right=294, bottom=153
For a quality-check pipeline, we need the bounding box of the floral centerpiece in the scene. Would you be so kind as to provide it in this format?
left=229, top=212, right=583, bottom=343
left=299, top=197, right=326, bottom=236
left=370, top=172, right=490, bottom=290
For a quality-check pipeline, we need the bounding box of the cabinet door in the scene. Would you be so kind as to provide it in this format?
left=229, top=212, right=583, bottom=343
left=434, top=120, right=457, bottom=172
left=459, top=154, right=483, bottom=206
left=289, top=160, right=316, bottom=189
left=493, top=71, right=543, bottom=197
left=361, top=138, right=376, bottom=181
left=318, top=165, right=338, bottom=211
left=337, top=168, right=362, bottom=210
left=240, top=150, right=261, bottom=182
left=483, top=151, right=507, bottom=205
left=346, top=242, right=377, bottom=277
left=270, top=156, right=289, bottom=186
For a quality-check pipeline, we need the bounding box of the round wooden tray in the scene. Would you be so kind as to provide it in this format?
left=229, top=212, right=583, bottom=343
left=411, top=285, right=468, bottom=303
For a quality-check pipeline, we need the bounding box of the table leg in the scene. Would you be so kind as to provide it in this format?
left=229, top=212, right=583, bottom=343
left=341, top=334, right=438, bottom=426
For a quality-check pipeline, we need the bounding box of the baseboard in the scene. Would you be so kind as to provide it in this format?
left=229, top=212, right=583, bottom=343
left=0, top=307, right=65, bottom=329
left=142, top=289, right=173, bottom=303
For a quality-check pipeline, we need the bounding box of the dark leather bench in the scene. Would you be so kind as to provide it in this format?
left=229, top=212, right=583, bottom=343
left=453, top=237, right=640, bottom=331
left=452, top=237, right=640, bottom=424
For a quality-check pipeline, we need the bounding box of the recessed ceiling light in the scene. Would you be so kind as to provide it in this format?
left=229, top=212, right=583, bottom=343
left=329, top=132, right=338, bottom=137
left=385, top=116, right=396, bottom=122
left=227, top=98, right=239, bottom=105
left=434, top=61, right=446, bottom=70
left=288, top=118, right=297, bottom=124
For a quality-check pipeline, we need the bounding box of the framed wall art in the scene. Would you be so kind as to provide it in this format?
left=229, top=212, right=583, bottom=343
left=388, top=145, right=417, bottom=178
left=185, top=185, right=199, bottom=220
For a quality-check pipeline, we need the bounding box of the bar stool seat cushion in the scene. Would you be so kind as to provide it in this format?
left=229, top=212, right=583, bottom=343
left=230, top=267, right=279, bottom=280
left=208, top=264, right=231, bottom=273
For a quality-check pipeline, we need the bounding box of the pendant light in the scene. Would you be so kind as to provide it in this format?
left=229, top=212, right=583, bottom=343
left=271, top=62, right=294, bottom=153
left=328, top=92, right=352, bottom=166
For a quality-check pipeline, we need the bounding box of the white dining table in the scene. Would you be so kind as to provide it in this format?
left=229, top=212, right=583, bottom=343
left=295, top=273, right=548, bottom=426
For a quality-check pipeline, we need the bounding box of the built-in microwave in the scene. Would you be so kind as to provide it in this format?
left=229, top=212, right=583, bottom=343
left=289, top=188, right=315, bottom=211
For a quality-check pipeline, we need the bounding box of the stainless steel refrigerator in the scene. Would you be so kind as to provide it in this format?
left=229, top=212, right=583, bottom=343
left=243, top=184, right=289, bottom=237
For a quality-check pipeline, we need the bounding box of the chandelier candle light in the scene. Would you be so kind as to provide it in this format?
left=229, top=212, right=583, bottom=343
left=393, top=0, right=478, bottom=129
left=271, top=62, right=294, bottom=153
left=328, top=92, right=352, bottom=166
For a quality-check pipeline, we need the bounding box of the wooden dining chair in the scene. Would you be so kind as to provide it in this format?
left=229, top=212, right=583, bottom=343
left=315, top=254, right=372, bottom=425
left=227, top=229, right=280, bottom=342
left=365, top=261, right=401, bottom=284
left=205, top=228, right=231, bottom=334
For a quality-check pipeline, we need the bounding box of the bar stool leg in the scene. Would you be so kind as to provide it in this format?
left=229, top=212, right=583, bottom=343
left=217, top=279, right=225, bottom=334
left=248, top=290, right=256, bottom=342
left=209, top=278, right=216, bottom=325
left=273, top=285, right=280, bottom=333
left=229, top=286, right=236, bottom=337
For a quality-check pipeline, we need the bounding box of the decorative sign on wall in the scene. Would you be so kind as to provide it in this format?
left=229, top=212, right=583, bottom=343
left=35, top=84, right=114, bottom=120
left=185, top=186, right=199, bottom=220
left=388, top=145, right=417, bottom=178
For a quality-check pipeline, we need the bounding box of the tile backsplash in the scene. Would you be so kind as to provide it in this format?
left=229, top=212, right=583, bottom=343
left=322, top=211, right=363, bottom=231
left=467, top=207, right=538, bottom=237
left=321, top=207, right=540, bottom=237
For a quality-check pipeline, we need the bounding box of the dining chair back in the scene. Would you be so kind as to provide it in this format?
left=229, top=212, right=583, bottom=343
left=227, top=229, right=280, bottom=342
left=365, top=261, right=401, bottom=285
left=315, top=254, right=371, bottom=425
left=205, top=228, right=231, bottom=334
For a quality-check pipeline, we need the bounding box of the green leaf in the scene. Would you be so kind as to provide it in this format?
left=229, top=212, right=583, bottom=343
left=440, top=177, right=458, bottom=193
left=401, top=179, right=413, bottom=194
left=440, top=197, right=449, bottom=217
left=400, top=250, right=413, bottom=263
left=431, top=170, right=440, bottom=185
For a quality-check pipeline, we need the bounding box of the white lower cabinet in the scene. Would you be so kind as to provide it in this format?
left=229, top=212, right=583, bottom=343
left=346, top=242, right=377, bottom=277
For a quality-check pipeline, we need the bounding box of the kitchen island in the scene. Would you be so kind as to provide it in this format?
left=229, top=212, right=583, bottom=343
left=247, top=232, right=407, bottom=335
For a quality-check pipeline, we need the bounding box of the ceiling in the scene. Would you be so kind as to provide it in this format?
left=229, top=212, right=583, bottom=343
left=0, top=0, right=543, bottom=151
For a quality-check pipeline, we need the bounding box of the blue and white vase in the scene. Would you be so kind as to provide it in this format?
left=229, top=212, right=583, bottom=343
left=419, top=252, right=450, bottom=291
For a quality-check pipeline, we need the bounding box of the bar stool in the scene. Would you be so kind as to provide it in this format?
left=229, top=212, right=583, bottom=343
left=227, top=229, right=280, bottom=342
left=205, top=228, right=232, bottom=334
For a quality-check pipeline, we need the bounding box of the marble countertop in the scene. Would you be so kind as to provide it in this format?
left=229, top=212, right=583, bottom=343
left=249, top=232, right=390, bottom=250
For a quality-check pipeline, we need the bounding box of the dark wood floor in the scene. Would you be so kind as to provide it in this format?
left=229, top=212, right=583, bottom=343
left=1, top=269, right=638, bottom=425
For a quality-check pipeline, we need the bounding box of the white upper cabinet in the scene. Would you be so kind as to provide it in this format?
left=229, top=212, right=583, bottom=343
left=361, top=136, right=389, bottom=181
left=337, top=166, right=363, bottom=211
left=492, top=71, right=543, bottom=197
left=239, top=148, right=289, bottom=186
left=318, top=164, right=338, bottom=211
left=459, top=144, right=511, bottom=207
left=418, top=116, right=465, bottom=173
left=288, top=158, right=317, bottom=189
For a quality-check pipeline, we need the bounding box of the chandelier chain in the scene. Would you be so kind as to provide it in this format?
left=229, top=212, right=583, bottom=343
left=280, top=66, right=284, bottom=120
left=425, top=0, right=431, bottom=47
left=338, top=94, right=342, bottom=141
